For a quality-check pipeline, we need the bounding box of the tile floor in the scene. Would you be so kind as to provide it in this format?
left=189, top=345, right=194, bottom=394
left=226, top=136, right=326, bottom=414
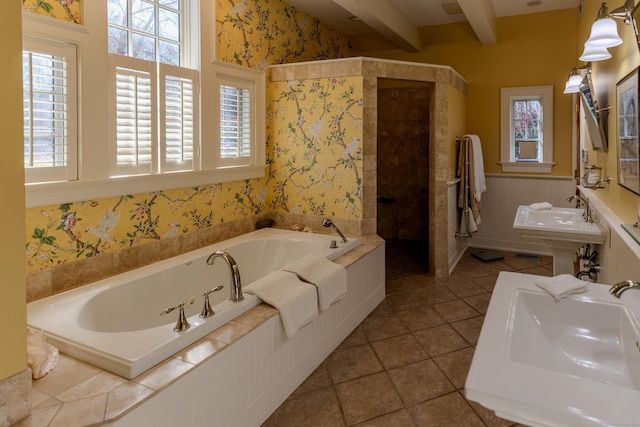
left=263, top=239, right=554, bottom=426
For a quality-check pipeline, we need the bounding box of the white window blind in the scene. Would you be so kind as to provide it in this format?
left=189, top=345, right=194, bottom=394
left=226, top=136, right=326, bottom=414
left=109, top=55, right=157, bottom=176
left=218, top=77, right=255, bottom=167
left=23, top=38, right=77, bottom=183
left=160, top=64, right=198, bottom=172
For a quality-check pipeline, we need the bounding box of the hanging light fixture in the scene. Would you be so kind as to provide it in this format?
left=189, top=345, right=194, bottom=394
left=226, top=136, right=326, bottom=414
left=563, top=64, right=591, bottom=94
left=585, top=3, right=623, bottom=48
left=579, top=45, right=612, bottom=61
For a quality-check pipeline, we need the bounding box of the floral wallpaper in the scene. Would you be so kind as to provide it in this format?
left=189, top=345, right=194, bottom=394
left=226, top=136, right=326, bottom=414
left=266, top=77, right=363, bottom=217
left=216, top=0, right=352, bottom=69
left=22, top=0, right=81, bottom=24
left=23, top=0, right=359, bottom=273
left=25, top=180, right=268, bottom=270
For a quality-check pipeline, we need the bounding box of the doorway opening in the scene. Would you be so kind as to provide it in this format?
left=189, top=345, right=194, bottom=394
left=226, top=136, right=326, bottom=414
left=376, top=78, right=431, bottom=276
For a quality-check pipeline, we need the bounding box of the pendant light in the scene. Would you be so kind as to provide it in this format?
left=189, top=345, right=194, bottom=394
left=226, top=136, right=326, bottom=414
left=585, top=3, right=623, bottom=48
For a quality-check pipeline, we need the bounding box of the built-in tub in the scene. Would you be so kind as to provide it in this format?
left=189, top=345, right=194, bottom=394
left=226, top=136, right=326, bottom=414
left=27, top=228, right=361, bottom=379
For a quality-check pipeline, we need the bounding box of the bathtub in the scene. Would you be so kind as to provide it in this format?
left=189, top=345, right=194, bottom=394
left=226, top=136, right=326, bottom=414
left=27, top=228, right=361, bottom=379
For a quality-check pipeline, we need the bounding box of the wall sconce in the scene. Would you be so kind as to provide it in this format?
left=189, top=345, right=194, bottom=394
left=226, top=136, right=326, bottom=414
left=585, top=0, right=635, bottom=48
left=563, top=64, right=591, bottom=94
left=579, top=45, right=611, bottom=61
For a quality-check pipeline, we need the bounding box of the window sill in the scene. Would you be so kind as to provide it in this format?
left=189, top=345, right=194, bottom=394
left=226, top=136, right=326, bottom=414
left=499, top=161, right=554, bottom=173
left=25, top=166, right=265, bottom=208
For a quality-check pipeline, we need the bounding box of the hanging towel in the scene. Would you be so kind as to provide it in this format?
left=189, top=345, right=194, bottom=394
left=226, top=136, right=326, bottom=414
left=283, top=254, right=347, bottom=311
left=244, top=270, right=318, bottom=338
left=535, top=274, right=588, bottom=300
left=457, top=136, right=483, bottom=226
left=464, top=134, right=487, bottom=202
left=529, top=202, right=553, bottom=211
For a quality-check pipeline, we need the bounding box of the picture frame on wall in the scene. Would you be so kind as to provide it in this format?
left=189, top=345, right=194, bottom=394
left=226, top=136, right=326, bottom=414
left=616, top=67, right=640, bottom=195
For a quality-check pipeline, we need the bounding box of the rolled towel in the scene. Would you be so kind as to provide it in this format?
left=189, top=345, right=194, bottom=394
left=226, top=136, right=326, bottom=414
left=535, top=274, right=587, bottom=300
left=283, top=254, right=347, bottom=311
left=244, top=270, right=318, bottom=338
left=529, top=202, right=553, bottom=211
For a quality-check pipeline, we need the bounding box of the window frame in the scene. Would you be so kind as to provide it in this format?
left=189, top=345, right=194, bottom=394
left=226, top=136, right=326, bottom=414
left=22, top=35, right=78, bottom=184
left=22, top=1, right=266, bottom=208
left=500, top=85, right=554, bottom=173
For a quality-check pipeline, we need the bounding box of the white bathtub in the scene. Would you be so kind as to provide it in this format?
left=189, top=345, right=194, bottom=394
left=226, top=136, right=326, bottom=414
left=27, top=228, right=360, bottom=379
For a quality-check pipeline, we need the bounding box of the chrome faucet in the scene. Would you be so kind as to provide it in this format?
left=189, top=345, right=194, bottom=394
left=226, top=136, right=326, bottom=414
left=609, top=280, right=640, bottom=298
left=567, top=195, right=593, bottom=223
left=322, top=219, right=348, bottom=243
left=206, top=251, right=243, bottom=302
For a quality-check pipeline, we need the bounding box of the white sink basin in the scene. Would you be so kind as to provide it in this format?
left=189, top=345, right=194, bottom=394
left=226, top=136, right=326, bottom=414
left=513, top=205, right=607, bottom=275
left=466, top=272, right=640, bottom=426
left=513, top=205, right=606, bottom=244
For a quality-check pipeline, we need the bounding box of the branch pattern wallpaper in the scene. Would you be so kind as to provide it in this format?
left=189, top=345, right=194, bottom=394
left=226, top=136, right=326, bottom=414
left=23, top=0, right=362, bottom=272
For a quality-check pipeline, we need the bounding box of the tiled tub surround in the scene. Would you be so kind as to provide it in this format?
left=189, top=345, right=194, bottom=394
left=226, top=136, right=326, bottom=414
left=28, top=228, right=361, bottom=379
left=25, top=213, right=362, bottom=303
left=19, top=235, right=384, bottom=426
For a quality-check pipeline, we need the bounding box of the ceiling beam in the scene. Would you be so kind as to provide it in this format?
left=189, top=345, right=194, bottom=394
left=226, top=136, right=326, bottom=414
left=457, top=0, right=497, bottom=45
left=333, top=0, right=422, bottom=52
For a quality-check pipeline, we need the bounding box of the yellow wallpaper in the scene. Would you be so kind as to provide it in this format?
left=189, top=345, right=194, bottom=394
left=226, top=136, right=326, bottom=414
left=23, top=0, right=356, bottom=272
left=266, top=77, right=364, bottom=217
left=216, top=0, right=352, bottom=68
left=22, top=0, right=81, bottom=24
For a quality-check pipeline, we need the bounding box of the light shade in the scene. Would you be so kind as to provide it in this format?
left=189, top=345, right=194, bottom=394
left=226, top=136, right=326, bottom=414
left=579, top=45, right=612, bottom=61
left=585, top=16, right=622, bottom=48
left=564, top=74, right=584, bottom=94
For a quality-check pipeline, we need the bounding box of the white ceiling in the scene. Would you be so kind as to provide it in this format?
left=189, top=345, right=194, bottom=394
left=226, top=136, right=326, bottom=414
left=285, top=0, right=580, bottom=50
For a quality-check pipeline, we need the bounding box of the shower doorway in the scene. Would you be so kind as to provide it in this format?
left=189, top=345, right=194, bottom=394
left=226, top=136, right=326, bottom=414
left=376, top=78, right=431, bottom=274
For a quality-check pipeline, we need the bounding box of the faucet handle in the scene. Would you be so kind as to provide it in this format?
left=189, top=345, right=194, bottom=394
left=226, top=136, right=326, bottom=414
left=200, top=285, right=224, bottom=318
left=160, top=301, right=191, bottom=332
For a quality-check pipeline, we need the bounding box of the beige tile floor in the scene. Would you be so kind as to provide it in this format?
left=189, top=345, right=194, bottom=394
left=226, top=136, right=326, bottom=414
left=263, top=240, right=554, bottom=426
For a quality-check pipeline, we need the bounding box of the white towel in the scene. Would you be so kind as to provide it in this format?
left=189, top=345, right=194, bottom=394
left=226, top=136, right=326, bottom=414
left=535, top=274, right=588, bottom=300
left=244, top=270, right=318, bottom=338
left=464, top=134, right=486, bottom=202
left=283, top=254, right=347, bottom=311
left=529, top=202, right=553, bottom=211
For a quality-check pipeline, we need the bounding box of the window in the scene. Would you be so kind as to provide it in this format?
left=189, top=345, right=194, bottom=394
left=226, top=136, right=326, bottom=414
left=108, top=0, right=198, bottom=177
left=500, top=86, right=554, bottom=173
left=22, top=37, right=78, bottom=183
left=22, top=1, right=266, bottom=208
left=211, top=61, right=265, bottom=170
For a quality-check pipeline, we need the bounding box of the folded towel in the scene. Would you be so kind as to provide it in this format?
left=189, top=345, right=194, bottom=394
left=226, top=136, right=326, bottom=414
left=535, top=274, right=588, bottom=300
left=529, top=202, right=553, bottom=211
left=244, top=270, right=318, bottom=338
left=283, top=254, right=347, bottom=311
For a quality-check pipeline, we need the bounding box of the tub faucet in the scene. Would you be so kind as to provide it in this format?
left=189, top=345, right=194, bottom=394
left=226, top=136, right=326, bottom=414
left=567, top=195, right=593, bottom=223
left=206, top=250, right=243, bottom=302
left=609, top=280, right=640, bottom=298
left=322, top=219, right=348, bottom=243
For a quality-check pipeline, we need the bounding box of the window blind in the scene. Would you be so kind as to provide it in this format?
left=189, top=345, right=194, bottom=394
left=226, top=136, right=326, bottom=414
left=220, top=83, right=252, bottom=161
left=160, top=64, right=198, bottom=172
left=111, top=58, right=156, bottom=176
left=23, top=38, right=77, bottom=183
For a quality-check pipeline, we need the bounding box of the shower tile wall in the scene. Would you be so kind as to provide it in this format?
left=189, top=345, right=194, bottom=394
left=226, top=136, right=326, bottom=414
left=377, top=85, right=430, bottom=241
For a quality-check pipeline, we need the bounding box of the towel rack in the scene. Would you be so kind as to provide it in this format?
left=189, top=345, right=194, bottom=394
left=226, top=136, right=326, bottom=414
left=455, top=136, right=473, bottom=238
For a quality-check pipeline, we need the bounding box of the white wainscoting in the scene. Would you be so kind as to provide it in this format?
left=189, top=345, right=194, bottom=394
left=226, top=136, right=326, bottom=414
left=460, top=175, right=577, bottom=255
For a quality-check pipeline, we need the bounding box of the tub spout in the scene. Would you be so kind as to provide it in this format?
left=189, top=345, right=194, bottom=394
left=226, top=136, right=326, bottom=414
left=206, top=250, right=243, bottom=302
left=322, top=219, right=348, bottom=243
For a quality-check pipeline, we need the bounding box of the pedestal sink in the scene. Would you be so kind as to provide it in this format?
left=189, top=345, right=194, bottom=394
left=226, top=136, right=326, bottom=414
left=466, top=271, right=640, bottom=426
left=513, top=205, right=607, bottom=275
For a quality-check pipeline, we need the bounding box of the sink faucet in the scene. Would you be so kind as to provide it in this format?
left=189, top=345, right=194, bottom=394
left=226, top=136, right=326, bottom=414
left=322, top=219, right=348, bottom=243
left=206, top=250, right=243, bottom=302
left=609, top=280, right=640, bottom=298
left=567, top=195, right=593, bottom=223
